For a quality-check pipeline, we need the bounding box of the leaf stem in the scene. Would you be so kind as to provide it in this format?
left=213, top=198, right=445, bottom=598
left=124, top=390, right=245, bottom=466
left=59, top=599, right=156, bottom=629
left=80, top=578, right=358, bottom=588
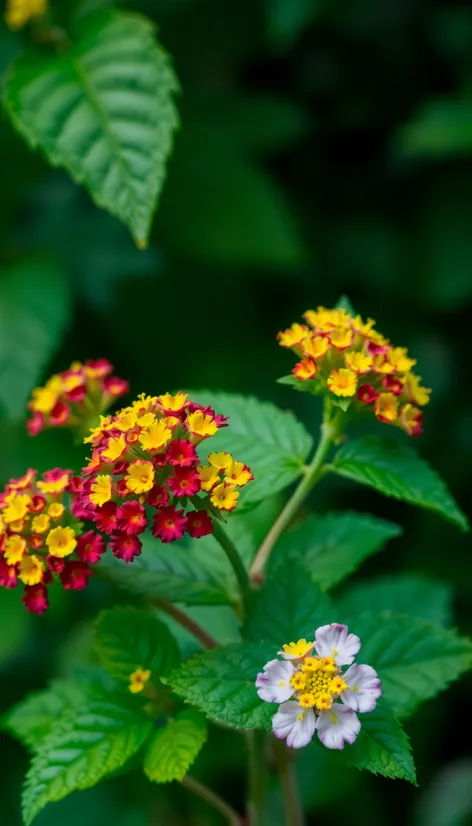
left=246, top=730, right=269, bottom=826
left=182, top=774, right=244, bottom=825
left=153, top=601, right=218, bottom=649
left=249, top=403, right=341, bottom=583
left=212, top=520, right=251, bottom=610
left=274, top=742, right=304, bottom=826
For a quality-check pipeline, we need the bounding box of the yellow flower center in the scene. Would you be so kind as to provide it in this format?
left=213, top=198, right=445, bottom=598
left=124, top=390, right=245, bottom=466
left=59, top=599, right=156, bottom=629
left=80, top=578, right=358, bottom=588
left=289, top=653, right=347, bottom=711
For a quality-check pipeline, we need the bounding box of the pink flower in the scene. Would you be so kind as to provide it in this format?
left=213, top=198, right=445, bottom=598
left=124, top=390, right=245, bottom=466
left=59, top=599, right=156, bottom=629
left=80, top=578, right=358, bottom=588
left=167, top=467, right=201, bottom=498
left=0, top=559, right=18, bottom=588
left=76, top=530, right=106, bottom=564
left=147, top=485, right=169, bottom=508
left=60, top=561, right=93, bottom=590
left=187, top=510, right=213, bottom=538
left=109, top=532, right=142, bottom=562
left=117, top=501, right=147, bottom=535
left=152, top=506, right=187, bottom=543
left=166, top=439, right=198, bottom=467
left=22, top=584, right=49, bottom=615
left=94, top=501, right=118, bottom=534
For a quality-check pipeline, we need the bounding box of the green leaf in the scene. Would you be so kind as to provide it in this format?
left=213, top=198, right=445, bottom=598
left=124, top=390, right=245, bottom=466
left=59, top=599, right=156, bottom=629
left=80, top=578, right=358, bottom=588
left=243, top=557, right=333, bottom=645
left=337, top=700, right=416, bottom=784
left=22, top=699, right=153, bottom=825
left=3, top=9, right=179, bottom=247
left=94, top=607, right=180, bottom=682
left=273, top=511, right=401, bottom=590
left=191, top=391, right=313, bottom=504
left=349, top=612, right=472, bottom=715
left=98, top=533, right=233, bottom=605
left=397, top=99, right=472, bottom=159
left=276, top=374, right=319, bottom=394
left=0, top=260, right=70, bottom=418
left=337, top=574, right=453, bottom=627
left=2, top=683, right=85, bottom=750
left=167, top=642, right=274, bottom=729
left=331, top=436, right=468, bottom=531
left=268, top=0, right=322, bottom=51
left=144, top=710, right=207, bottom=783
left=334, top=294, right=356, bottom=316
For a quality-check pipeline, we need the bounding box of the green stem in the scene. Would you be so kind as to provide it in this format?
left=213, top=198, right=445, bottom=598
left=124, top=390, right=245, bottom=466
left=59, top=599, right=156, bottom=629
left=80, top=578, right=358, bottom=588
left=153, top=600, right=218, bottom=649
left=249, top=404, right=341, bottom=583
left=246, top=730, right=268, bottom=826
left=274, top=743, right=304, bottom=826
left=181, top=775, right=244, bottom=825
left=212, top=520, right=251, bottom=609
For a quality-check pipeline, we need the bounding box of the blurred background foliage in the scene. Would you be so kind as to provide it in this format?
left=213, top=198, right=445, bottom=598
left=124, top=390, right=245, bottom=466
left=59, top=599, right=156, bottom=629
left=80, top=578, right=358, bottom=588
left=1, top=0, right=472, bottom=823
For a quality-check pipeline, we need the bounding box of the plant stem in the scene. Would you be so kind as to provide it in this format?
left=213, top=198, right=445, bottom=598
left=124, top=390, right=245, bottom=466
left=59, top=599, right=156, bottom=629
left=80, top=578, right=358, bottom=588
left=249, top=405, right=341, bottom=583
left=246, top=730, right=268, bottom=826
left=212, top=520, right=251, bottom=609
left=274, top=744, right=304, bottom=826
left=182, top=775, right=244, bottom=825
left=153, top=600, right=218, bottom=649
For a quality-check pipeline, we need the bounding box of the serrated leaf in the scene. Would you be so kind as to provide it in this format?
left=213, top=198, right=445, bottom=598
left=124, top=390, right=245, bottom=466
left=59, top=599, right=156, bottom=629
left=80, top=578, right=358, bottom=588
left=331, top=436, right=468, bottom=531
left=22, top=700, right=153, bottom=825
left=144, top=710, right=207, bottom=783
left=190, top=391, right=313, bottom=504
left=0, top=260, right=70, bottom=418
left=337, top=700, right=416, bottom=784
left=2, top=683, right=85, bottom=750
left=272, top=511, right=402, bottom=591
left=337, top=574, right=453, bottom=627
left=349, top=612, right=472, bottom=715
left=243, top=557, right=332, bottom=645
left=94, top=607, right=180, bottom=682
left=168, top=642, right=274, bottom=729
left=98, top=532, right=233, bottom=605
left=3, top=9, right=179, bottom=246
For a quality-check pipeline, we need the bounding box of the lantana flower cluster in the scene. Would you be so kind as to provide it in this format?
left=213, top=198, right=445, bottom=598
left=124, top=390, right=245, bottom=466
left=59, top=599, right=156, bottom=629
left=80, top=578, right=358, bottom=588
left=26, top=358, right=129, bottom=438
left=256, top=623, right=381, bottom=750
left=0, top=468, right=104, bottom=614
left=278, top=307, right=431, bottom=436
left=5, top=0, right=48, bottom=30
left=76, top=391, right=253, bottom=558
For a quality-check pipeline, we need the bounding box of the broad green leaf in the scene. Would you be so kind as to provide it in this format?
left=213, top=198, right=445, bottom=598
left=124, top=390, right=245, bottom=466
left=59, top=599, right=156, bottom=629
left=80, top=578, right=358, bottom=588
left=94, top=607, right=180, bottom=682
left=397, top=99, right=472, bottom=158
left=168, top=642, right=274, bottom=729
left=338, top=700, right=416, bottom=784
left=191, top=391, right=313, bottom=504
left=331, top=436, right=468, bottom=531
left=337, top=574, right=453, bottom=627
left=2, top=683, right=85, bottom=750
left=22, top=700, right=153, bottom=825
left=349, top=612, right=472, bottom=715
left=273, top=511, right=401, bottom=590
left=98, top=533, right=233, bottom=606
left=3, top=9, right=179, bottom=247
left=243, top=557, right=332, bottom=645
left=144, top=710, right=207, bottom=783
left=0, top=261, right=70, bottom=418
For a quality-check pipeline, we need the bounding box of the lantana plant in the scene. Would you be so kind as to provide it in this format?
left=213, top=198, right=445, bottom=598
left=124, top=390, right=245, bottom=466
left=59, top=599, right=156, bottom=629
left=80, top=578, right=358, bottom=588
left=1, top=301, right=471, bottom=826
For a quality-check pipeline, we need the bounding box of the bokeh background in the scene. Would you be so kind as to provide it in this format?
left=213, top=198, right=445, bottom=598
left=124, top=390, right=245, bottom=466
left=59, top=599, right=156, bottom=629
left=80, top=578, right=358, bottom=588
left=1, top=0, right=472, bottom=823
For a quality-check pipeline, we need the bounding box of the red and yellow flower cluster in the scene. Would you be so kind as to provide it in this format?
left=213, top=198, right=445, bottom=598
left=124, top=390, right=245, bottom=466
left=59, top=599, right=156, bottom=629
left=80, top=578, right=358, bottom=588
left=76, top=391, right=253, bottom=557
left=26, top=359, right=129, bottom=438
left=278, top=307, right=431, bottom=436
left=0, top=468, right=104, bottom=614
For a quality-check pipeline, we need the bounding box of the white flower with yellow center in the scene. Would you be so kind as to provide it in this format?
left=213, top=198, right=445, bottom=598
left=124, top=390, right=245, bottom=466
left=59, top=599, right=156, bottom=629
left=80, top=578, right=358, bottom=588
left=256, top=623, right=381, bottom=750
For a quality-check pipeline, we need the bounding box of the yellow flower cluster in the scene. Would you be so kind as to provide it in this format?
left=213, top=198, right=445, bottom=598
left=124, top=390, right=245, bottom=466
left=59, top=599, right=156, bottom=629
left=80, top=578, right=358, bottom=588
left=198, top=452, right=254, bottom=512
left=5, top=0, right=47, bottom=30
left=278, top=306, right=431, bottom=436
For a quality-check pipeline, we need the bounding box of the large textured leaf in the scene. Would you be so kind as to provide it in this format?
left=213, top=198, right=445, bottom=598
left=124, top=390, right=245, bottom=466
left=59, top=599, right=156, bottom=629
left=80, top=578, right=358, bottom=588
left=98, top=533, right=233, bottom=606
left=2, top=683, right=85, bottom=750
left=331, top=436, right=468, bottom=531
left=22, top=700, right=153, bottom=825
left=94, top=607, right=180, bottom=681
left=243, top=558, right=332, bottom=646
left=272, top=511, right=401, bottom=590
left=350, top=612, right=472, bottom=715
left=3, top=9, right=179, bottom=247
left=144, top=710, right=207, bottom=783
left=0, top=261, right=70, bottom=418
left=167, top=642, right=274, bottom=729
left=191, top=391, right=313, bottom=504
left=338, top=700, right=416, bottom=784
left=337, top=574, right=453, bottom=627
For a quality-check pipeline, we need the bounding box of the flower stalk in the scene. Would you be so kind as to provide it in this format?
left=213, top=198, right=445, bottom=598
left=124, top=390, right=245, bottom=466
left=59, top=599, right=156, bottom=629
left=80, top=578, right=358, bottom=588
left=181, top=774, right=244, bottom=825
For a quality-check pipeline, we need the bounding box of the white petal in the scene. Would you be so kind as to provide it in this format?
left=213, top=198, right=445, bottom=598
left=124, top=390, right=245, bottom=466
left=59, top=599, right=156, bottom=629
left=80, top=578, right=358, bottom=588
left=314, top=622, right=360, bottom=665
left=316, top=703, right=361, bottom=750
left=272, top=701, right=316, bottom=749
left=341, top=664, right=382, bottom=712
left=256, top=659, right=295, bottom=703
